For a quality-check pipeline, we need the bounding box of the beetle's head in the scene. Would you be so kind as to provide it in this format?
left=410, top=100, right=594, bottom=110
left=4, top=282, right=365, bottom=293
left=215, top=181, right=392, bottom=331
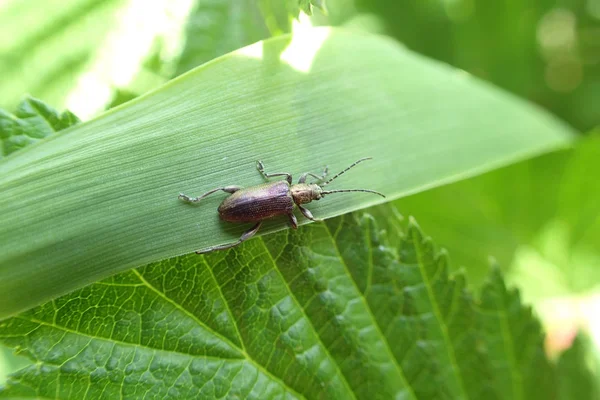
left=292, top=158, right=386, bottom=206
left=291, top=183, right=323, bottom=204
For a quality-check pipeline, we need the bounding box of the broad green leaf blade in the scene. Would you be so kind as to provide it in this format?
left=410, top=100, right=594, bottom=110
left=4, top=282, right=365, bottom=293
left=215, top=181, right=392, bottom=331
left=0, top=212, right=557, bottom=399
left=0, top=27, right=574, bottom=319
left=0, top=96, right=80, bottom=158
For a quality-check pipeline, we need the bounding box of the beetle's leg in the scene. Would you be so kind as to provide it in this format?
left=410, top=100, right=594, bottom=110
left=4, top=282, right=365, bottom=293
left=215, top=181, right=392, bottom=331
left=298, top=205, right=323, bottom=222
left=298, top=172, right=320, bottom=184
left=288, top=213, right=298, bottom=229
left=298, top=166, right=328, bottom=184
left=196, top=222, right=262, bottom=254
left=256, top=160, right=292, bottom=184
left=179, top=186, right=241, bottom=203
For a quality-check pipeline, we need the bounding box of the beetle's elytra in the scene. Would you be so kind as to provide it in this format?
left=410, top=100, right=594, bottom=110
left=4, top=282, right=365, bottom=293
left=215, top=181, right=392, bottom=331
left=179, top=157, right=385, bottom=254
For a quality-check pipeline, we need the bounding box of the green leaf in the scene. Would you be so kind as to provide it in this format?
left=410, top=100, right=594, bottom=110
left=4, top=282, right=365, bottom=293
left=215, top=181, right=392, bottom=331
left=557, top=334, right=600, bottom=400
left=0, top=212, right=558, bottom=399
left=0, top=347, right=29, bottom=389
left=298, top=0, right=313, bottom=15
left=297, top=0, right=326, bottom=16
left=311, top=0, right=325, bottom=12
left=0, top=27, right=573, bottom=319
left=477, top=264, right=555, bottom=400
left=394, top=136, right=600, bottom=291
left=0, top=96, right=80, bottom=158
left=174, top=0, right=270, bottom=76
left=258, top=0, right=296, bottom=35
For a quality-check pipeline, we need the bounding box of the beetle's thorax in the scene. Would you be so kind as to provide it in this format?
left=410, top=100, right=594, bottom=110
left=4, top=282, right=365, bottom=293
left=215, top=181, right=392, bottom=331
left=290, top=183, right=322, bottom=204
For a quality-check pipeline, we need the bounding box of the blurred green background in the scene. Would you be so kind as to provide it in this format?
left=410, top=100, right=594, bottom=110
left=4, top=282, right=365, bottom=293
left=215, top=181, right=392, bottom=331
left=1, top=0, right=599, bottom=387
left=345, top=0, right=600, bottom=133
left=1, top=0, right=598, bottom=131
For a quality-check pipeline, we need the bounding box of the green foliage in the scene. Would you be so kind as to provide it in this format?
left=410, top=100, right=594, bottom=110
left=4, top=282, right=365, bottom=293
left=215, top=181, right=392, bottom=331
left=557, top=334, right=600, bottom=400
left=0, top=97, right=79, bottom=158
left=395, top=136, right=600, bottom=292
left=344, top=0, right=600, bottom=132
left=0, top=213, right=568, bottom=399
left=477, top=265, right=555, bottom=400
left=1, top=0, right=598, bottom=396
left=0, top=28, right=573, bottom=319
left=298, top=0, right=326, bottom=16
left=174, top=0, right=270, bottom=76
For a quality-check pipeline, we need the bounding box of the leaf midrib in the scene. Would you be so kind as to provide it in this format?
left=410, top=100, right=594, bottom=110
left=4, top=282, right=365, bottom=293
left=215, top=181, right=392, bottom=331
left=10, top=315, right=240, bottom=362
left=322, top=221, right=417, bottom=400
left=201, top=256, right=247, bottom=352
left=258, top=235, right=357, bottom=400
left=411, top=228, right=469, bottom=400
left=132, top=269, right=306, bottom=400
left=490, top=296, right=524, bottom=400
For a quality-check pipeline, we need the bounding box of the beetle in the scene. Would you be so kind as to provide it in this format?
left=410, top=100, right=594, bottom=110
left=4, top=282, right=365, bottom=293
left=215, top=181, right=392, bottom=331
left=179, top=157, right=385, bottom=254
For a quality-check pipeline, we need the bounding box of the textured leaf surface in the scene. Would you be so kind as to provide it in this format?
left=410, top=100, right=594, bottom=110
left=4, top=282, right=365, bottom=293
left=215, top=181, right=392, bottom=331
left=0, top=27, right=573, bottom=318
left=0, top=97, right=80, bottom=158
left=477, top=265, right=554, bottom=400
left=0, top=212, right=558, bottom=399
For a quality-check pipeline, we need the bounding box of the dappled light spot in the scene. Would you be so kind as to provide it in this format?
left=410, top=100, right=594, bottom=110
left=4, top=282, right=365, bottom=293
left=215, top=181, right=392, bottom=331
left=537, top=9, right=583, bottom=92
left=237, top=41, right=263, bottom=60
left=280, top=20, right=329, bottom=73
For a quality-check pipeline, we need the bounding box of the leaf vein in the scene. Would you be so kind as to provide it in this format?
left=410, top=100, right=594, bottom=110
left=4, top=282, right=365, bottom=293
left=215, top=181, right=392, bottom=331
left=322, top=221, right=417, bottom=400
left=411, top=229, right=469, bottom=400
left=200, top=256, right=246, bottom=352
left=131, top=269, right=243, bottom=354
left=258, top=234, right=357, bottom=400
left=490, top=296, right=523, bottom=400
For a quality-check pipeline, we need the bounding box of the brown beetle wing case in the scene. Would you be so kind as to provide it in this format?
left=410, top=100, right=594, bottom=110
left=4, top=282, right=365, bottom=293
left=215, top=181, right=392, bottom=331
left=218, top=181, right=294, bottom=222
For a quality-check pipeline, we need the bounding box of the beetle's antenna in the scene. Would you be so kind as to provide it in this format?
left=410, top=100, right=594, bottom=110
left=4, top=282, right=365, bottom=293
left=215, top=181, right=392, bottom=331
left=321, top=157, right=373, bottom=187
left=321, top=189, right=385, bottom=198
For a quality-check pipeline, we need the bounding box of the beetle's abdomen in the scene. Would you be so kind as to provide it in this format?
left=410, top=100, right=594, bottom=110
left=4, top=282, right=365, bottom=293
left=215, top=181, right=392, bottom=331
left=218, top=181, right=294, bottom=223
